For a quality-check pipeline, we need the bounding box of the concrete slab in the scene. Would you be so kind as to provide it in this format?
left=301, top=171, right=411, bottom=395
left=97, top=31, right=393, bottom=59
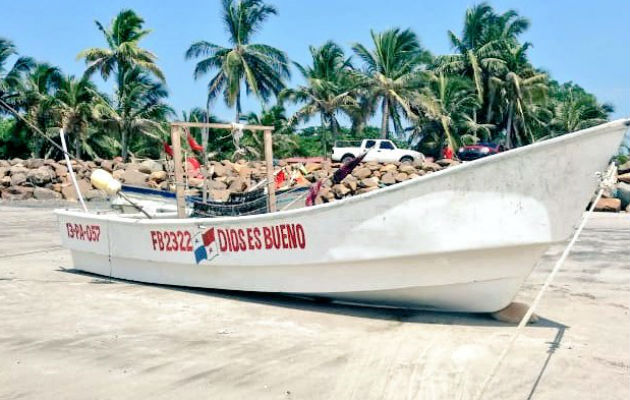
left=0, top=205, right=628, bottom=399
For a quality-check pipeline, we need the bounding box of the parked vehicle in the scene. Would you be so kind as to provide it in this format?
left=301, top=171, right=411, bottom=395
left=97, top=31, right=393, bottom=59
left=332, top=139, right=424, bottom=164
left=457, top=142, right=504, bottom=161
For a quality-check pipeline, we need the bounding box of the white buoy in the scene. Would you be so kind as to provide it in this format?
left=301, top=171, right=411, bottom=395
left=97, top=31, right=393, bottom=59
left=90, top=169, right=122, bottom=196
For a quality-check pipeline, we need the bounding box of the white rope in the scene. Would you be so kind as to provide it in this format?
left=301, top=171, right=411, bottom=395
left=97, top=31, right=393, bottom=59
left=59, top=129, right=88, bottom=213
left=473, top=162, right=617, bottom=400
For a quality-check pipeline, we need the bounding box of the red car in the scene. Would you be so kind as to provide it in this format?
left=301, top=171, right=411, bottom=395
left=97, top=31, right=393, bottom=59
left=457, top=142, right=504, bottom=161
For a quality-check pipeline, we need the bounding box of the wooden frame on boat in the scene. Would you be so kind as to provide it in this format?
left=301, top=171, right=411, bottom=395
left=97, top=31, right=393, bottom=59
left=170, top=122, right=276, bottom=218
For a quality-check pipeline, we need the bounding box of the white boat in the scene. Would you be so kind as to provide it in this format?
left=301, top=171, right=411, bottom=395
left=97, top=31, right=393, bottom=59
left=55, top=119, right=629, bottom=312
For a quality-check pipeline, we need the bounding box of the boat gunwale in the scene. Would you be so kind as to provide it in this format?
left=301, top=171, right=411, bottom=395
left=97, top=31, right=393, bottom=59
left=54, top=118, right=630, bottom=225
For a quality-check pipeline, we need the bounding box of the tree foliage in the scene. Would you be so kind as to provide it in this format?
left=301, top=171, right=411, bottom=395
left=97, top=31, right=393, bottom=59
left=0, top=3, right=616, bottom=162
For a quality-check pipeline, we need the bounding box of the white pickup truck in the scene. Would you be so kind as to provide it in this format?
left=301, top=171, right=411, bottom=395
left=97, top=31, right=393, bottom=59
left=332, top=139, right=424, bottom=164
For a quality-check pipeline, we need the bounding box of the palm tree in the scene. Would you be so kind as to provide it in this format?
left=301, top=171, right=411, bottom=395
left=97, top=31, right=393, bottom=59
left=409, top=72, right=481, bottom=153
left=491, top=43, right=549, bottom=148
left=549, top=86, right=613, bottom=136
left=185, top=0, right=290, bottom=123
left=280, top=41, right=355, bottom=153
left=18, top=63, right=63, bottom=156
left=352, top=28, right=431, bottom=138
left=49, top=75, right=102, bottom=158
left=78, top=9, right=165, bottom=159
left=0, top=38, right=34, bottom=106
left=93, top=67, right=173, bottom=160
left=243, top=105, right=297, bottom=158
left=438, top=3, right=529, bottom=107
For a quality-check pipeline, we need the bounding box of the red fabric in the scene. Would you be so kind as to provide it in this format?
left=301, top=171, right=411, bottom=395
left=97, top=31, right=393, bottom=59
left=163, top=142, right=174, bottom=157
left=186, top=157, right=201, bottom=171
left=275, top=170, right=286, bottom=189
left=187, top=133, right=204, bottom=152
left=443, top=147, right=454, bottom=160
left=305, top=180, right=323, bottom=207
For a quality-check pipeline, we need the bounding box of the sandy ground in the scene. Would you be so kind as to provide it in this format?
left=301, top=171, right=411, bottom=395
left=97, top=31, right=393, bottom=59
left=0, top=204, right=628, bottom=400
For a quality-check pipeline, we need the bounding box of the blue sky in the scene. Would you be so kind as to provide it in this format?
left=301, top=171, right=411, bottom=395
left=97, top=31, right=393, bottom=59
left=3, top=0, right=629, bottom=124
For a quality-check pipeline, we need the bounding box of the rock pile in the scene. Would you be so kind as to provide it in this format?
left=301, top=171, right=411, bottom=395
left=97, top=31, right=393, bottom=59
left=0, top=157, right=459, bottom=203
left=1, top=157, right=629, bottom=214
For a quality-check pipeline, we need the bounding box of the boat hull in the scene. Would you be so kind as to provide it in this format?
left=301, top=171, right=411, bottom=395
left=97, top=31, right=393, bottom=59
left=55, top=120, right=629, bottom=312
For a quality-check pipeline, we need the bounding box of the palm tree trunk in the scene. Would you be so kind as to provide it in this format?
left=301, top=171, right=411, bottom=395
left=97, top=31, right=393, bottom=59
left=320, top=114, right=327, bottom=156
left=235, top=91, right=242, bottom=122
left=351, top=116, right=365, bottom=136
left=330, top=114, right=339, bottom=142
left=505, top=103, right=513, bottom=149
left=202, top=102, right=210, bottom=157
left=117, top=64, right=128, bottom=160
left=485, top=90, right=495, bottom=123
left=73, top=132, right=81, bottom=159
left=121, top=128, right=129, bottom=161
left=380, top=98, right=389, bottom=139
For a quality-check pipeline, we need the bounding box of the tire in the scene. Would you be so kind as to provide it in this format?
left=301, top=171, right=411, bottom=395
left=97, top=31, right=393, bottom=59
left=399, top=156, right=414, bottom=163
left=341, top=154, right=355, bottom=164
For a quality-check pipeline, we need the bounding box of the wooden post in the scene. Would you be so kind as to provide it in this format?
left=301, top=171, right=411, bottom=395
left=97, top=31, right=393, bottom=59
left=264, top=129, right=276, bottom=212
left=171, top=125, right=187, bottom=218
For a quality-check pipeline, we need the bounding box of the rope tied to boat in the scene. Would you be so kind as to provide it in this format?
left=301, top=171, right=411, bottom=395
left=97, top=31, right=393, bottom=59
left=473, top=161, right=617, bottom=400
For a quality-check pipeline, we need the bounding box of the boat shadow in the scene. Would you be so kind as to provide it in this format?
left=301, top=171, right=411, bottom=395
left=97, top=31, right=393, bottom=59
left=59, top=267, right=567, bottom=329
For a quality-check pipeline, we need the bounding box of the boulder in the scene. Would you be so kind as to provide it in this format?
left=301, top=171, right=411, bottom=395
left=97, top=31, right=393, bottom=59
left=209, top=180, right=228, bottom=190
left=228, top=177, right=247, bottom=193
left=360, top=177, right=379, bottom=187
left=305, top=163, right=321, bottom=173
left=422, top=162, right=442, bottom=172
left=85, top=189, right=107, bottom=201
left=352, top=167, right=372, bottom=179
left=380, top=172, right=396, bottom=185
left=60, top=180, right=92, bottom=201
left=618, top=173, right=630, bottom=184
left=213, top=163, right=228, bottom=177
left=27, top=166, right=55, bottom=185
left=100, top=160, right=114, bottom=172
left=112, top=169, right=125, bottom=180
left=120, top=170, right=149, bottom=186
left=332, top=184, right=351, bottom=198
left=188, top=177, right=204, bottom=188
left=9, top=165, right=28, bottom=175
left=0, top=160, right=10, bottom=168
left=395, top=172, right=409, bottom=182
left=319, top=187, right=334, bottom=201
left=9, top=158, right=24, bottom=166
left=138, top=159, right=163, bottom=174
left=399, top=164, right=416, bottom=174
left=33, top=187, right=62, bottom=200
left=1, top=176, right=11, bottom=187
left=10, top=172, right=27, bottom=186
left=210, top=189, right=230, bottom=202
left=1, top=186, right=34, bottom=200
left=149, top=170, right=167, bottom=182
left=342, top=176, right=358, bottom=191
left=594, top=197, right=621, bottom=212
left=236, top=166, right=252, bottom=178
left=380, top=164, right=398, bottom=173
left=53, top=163, right=68, bottom=178
left=24, top=158, right=45, bottom=169
left=0, top=167, right=8, bottom=177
